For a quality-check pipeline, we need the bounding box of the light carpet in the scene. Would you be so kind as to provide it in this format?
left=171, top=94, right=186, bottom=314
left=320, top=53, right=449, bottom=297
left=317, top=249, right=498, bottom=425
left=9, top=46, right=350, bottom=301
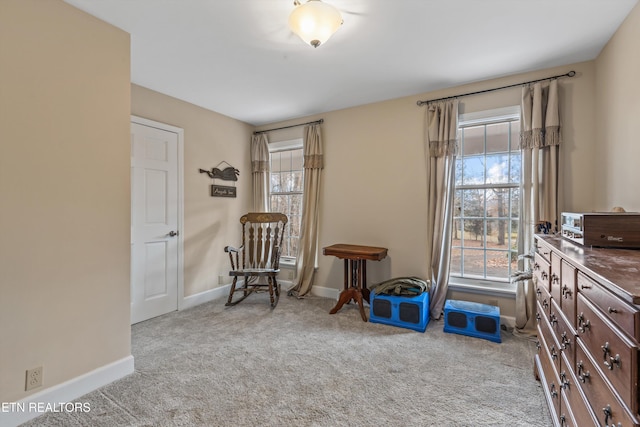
left=24, top=294, right=552, bottom=426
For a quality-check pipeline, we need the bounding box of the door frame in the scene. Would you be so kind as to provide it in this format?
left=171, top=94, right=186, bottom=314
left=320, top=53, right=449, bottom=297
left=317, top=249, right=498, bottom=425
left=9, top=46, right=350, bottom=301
left=131, top=115, right=185, bottom=311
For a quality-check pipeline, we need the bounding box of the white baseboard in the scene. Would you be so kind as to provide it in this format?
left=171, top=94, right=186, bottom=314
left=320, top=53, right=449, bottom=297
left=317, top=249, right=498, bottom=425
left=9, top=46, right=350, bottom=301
left=310, top=285, right=340, bottom=300
left=181, top=282, right=330, bottom=309
left=1, top=355, right=134, bottom=427
left=181, top=284, right=231, bottom=310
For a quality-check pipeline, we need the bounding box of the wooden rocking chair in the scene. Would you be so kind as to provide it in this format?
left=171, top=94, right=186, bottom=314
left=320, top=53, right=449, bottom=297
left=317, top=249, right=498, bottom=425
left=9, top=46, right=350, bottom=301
left=224, top=212, right=288, bottom=308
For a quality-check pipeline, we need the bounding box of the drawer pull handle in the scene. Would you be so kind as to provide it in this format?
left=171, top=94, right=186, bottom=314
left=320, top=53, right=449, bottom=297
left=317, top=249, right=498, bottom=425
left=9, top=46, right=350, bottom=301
left=543, top=299, right=549, bottom=309
left=560, top=371, right=570, bottom=390
left=549, top=313, right=558, bottom=326
left=533, top=262, right=540, bottom=271
left=579, top=371, right=591, bottom=383
left=580, top=283, right=592, bottom=290
left=549, top=383, right=558, bottom=398
left=608, top=306, right=619, bottom=314
left=603, top=404, right=613, bottom=425
left=601, top=342, right=611, bottom=360
left=541, top=271, right=548, bottom=280
left=536, top=288, right=542, bottom=296
left=561, top=332, right=571, bottom=349
left=562, top=285, right=572, bottom=299
left=581, top=319, right=590, bottom=332
left=578, top=313, right=591, bottom=333
left=559, top=414, right=567, bottom=427
left=577, top=361, right=591, bottom=383
left=551, top=273, right=559, bottom=284
left=535, top=340, right=541, bottom=351
left=550, top=345, right=558, bottom=360
left=536, top=313, right=541, bottom=323
left=604, top=354, right=622, bottom=370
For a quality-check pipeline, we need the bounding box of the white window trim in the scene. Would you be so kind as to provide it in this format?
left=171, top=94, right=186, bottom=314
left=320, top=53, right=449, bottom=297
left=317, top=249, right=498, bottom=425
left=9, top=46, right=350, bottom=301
left=459, top=105, right=520, bottom=126
left=452, top=105, right=521, bottom=294
left=269, top=138, right=304, bottom=261
left=449, top=277, right=516, bottom=295
left=269, top=138, right=303, bottom=152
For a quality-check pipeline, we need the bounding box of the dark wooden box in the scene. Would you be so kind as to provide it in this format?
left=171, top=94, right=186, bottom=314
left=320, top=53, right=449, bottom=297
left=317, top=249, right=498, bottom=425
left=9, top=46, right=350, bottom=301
left=561, top=212, right=640, bottom=248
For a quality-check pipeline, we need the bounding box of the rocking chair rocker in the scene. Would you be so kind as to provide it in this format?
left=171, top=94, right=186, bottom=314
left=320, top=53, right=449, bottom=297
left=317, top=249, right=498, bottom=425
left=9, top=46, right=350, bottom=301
left=224, top=212, right=288, bottom=308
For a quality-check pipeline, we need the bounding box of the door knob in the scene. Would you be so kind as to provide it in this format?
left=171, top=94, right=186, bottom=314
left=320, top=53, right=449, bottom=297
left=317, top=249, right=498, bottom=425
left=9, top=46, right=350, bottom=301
left=168, top=230, right=179, bottom=237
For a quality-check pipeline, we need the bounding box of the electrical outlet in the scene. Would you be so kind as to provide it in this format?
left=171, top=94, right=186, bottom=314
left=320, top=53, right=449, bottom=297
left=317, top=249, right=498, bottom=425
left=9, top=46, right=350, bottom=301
left=25, top=366, right=43, bottom=391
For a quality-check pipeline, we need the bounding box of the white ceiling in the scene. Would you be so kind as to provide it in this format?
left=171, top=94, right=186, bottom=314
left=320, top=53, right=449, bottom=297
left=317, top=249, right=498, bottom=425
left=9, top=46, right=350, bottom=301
left=64, top=0, right=638, bottom=126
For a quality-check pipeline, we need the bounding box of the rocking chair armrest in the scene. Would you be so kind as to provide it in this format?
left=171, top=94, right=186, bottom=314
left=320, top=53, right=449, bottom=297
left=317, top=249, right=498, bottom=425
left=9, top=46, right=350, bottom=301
left=224, top=245, right=243, bottom=271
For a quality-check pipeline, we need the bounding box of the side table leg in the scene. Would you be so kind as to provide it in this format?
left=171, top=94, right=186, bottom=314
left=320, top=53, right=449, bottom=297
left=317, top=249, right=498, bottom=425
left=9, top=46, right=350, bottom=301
left=353, top=288, right=367, bottom=322
left=343, top=259, right=348, bottom=290
left=330, top=289, right=356, bottom=315
left=360, top=260, right=371, bottom=303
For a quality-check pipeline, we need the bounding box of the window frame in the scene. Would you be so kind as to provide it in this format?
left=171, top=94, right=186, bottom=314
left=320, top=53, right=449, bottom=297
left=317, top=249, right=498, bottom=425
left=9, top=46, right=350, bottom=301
left=450, top=106, right=521, bottom=294
left=268, top=138, right=304, bottom=263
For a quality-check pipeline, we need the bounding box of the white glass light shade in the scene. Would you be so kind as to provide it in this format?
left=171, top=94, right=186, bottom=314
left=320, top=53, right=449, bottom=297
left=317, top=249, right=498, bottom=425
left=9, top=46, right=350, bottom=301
left=288, top=0, right=343, bottom=48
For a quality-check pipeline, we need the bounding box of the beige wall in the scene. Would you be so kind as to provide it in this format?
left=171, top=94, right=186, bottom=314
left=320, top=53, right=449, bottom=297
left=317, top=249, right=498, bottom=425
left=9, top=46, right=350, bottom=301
left=1, top=0, right=637, bottom=406
left=595, top=2, right=640, bottom=212
left=131, top=85, right=253, bottom=297
left=0, top=0, right=131, bottom=402
left=257, top=62, right=598, bottom=303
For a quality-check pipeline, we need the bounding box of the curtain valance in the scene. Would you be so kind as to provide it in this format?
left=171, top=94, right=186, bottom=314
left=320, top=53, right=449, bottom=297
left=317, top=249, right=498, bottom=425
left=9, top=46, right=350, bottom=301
left=520, top=80, right=561, bottom=149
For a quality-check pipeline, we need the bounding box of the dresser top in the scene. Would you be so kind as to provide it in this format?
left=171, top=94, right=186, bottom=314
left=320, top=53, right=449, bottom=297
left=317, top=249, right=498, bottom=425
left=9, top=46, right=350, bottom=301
left=536, top=234, right=640, bottom=304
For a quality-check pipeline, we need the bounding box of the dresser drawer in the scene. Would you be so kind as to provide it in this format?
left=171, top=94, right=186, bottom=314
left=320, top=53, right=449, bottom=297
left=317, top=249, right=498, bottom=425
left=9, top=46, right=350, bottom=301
left=536, top=280, right=552, bottom=317
left=578, top=272, right=640, bottom=342
left=559, top=392, right=575, bottom=427
left=536, top=239, right=552, bottom=263
left=550, top=299, right=576, bottom=367
left=577, top=293, right=638, bottom=413
left=538, top=330, right=561, bottom=422
left=534, top=252, right=551, bottom=293
left=560, top=260, right=577, bottom=330
left=560, top=352, right=598, bottom=427
left=540, top=305, right=562, bottom=373
left=536, top=301, right=545, bottom=330
left=576, top=339, right=638, bottom=427
left=550, top=251, right=562, bottom=301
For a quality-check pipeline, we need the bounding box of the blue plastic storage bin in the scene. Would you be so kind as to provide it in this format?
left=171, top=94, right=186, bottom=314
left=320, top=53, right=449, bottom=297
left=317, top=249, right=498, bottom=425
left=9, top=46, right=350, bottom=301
left=369, top=292, right=429, bottom=332
left=443, top=300, right=501, bottom=343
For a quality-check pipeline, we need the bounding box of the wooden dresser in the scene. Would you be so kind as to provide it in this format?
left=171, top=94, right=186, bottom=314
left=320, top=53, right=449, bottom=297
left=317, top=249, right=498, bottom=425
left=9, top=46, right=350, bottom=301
left=534, top=234, right=640, bottom=427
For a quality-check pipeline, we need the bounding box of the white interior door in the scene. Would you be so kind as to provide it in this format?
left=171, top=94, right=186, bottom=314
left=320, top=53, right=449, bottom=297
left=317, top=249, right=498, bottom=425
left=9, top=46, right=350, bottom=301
left=130, top=120, right=181, bottom=324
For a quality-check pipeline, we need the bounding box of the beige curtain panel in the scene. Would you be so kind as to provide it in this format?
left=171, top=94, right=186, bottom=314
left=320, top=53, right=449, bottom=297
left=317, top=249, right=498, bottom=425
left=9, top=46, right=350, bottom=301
left=251, top=133, right=270, bottom=212
left=289, top=124, right=324, bottom=298
left=425, top=100, right=458, bottom=320
left=516, top=80, right=561, bottom=335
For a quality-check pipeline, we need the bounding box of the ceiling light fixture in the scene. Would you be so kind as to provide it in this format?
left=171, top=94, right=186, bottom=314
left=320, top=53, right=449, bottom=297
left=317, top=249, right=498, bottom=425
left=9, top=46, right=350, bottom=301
left=288, top=0, right=343, bottom=48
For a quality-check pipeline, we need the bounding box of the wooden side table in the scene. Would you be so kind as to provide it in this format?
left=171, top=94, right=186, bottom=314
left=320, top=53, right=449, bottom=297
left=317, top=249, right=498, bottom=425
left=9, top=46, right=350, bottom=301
left=323, top=243, right=388, bottom=322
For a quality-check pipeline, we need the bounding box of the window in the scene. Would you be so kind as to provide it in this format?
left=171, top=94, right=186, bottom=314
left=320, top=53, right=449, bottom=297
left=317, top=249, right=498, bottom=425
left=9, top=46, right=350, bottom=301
left=269, top=139, right=304, bottom=261
left=451, top=107, right=521, bottom=288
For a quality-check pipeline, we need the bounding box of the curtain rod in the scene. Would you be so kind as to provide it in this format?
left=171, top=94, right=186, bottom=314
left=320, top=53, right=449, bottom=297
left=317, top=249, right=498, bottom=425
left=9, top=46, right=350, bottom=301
left=416, top=71, right=576, bottom=106
left=253, top=119, right=324, bottom=135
